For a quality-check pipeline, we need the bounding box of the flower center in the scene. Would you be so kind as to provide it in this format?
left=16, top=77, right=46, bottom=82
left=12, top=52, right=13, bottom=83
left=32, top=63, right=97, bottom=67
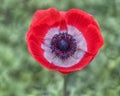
left=50, top=33, right=77, bottom=59
left=57, top=39, right=70, bottom=52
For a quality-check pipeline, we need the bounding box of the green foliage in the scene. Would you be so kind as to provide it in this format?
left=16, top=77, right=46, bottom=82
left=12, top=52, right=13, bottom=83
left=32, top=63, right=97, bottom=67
left=0, top=0, right=120, bottom=96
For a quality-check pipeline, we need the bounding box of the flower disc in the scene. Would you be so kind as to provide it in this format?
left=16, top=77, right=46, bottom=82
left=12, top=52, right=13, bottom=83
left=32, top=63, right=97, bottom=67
left=50, top=32, right=77, bottom=59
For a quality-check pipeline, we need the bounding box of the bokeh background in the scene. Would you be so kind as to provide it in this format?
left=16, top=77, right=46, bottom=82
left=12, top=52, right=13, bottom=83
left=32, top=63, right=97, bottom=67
left=0, top=0, right=120, bottom=96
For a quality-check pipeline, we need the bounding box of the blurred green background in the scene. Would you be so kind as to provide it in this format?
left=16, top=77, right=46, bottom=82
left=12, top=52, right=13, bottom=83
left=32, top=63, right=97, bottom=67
left=0, top=0, right=120, bottom=96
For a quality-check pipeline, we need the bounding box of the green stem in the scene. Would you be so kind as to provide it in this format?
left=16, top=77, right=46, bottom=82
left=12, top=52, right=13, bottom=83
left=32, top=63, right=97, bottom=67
left=63, top=75, right=68, bottom=96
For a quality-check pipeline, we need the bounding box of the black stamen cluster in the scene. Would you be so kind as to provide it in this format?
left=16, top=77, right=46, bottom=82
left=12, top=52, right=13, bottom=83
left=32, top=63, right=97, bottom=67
left=50, top=33, right=77, bottom=59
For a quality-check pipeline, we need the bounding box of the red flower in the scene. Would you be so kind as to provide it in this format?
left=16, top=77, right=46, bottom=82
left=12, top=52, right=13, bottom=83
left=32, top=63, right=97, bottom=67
left=26, top=8, right=104, bottom=74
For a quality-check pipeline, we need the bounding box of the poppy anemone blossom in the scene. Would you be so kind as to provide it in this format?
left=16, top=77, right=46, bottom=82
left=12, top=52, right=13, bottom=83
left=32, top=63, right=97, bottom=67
left=26, top=8, right=104, bottom=74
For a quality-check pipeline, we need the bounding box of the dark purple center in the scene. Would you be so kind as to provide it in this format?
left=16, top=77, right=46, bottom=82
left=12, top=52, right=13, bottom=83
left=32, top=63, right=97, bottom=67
left=50, top=33, right=77, bottom=59
left=57, top=39, right=70, bottom=52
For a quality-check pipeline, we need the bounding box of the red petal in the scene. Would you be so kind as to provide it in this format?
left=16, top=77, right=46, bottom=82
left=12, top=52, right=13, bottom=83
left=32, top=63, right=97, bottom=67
left=59, top=71, right=71, bottom=74
left=26, top=24, right=50, bottom=44
left=65, top=9, right=93, bottom=32
left=27, top=40, right=53, bottom=69
left=55, top=52, right=95, bottom=73
left=27, top=33, right=42, bottom=46
left=30, top=8, right=61, bottom=28
left=59, top=19, right=67, bottom=30
left=59, top=11, right=67, bottom=30
left=27, top=40, right=70, bottom=72
left=65, top=9, right=104, bottom=54
left=69, top=53, right=95, bottom=72
left=85, top=24, right=104, bottom=54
